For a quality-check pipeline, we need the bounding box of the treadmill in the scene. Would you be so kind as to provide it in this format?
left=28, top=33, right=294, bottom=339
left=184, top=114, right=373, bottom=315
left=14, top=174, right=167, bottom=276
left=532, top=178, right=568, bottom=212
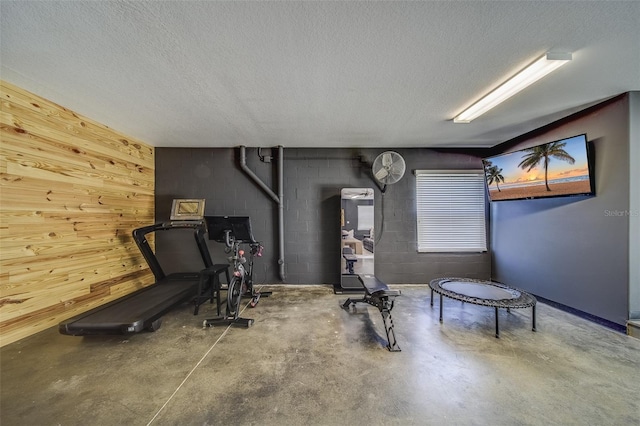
left=59, top=220, right=214, bottom=335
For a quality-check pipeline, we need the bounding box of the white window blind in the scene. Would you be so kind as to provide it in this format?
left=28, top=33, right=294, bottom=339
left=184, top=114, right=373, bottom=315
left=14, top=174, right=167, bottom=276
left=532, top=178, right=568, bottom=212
left=416, top=170, right=487, bottom=252
left=357, top=205, right=374, bottom=231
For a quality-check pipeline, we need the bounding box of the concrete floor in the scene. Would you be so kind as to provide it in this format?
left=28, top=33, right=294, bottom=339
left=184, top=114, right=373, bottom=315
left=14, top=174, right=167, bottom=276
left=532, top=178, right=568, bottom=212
left=1, top=284, right=639, bottom=425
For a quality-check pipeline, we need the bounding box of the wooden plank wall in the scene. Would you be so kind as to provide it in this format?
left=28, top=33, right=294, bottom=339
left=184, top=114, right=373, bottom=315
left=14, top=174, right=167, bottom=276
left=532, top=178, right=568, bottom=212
left=0, top=81, right=155, bottom=347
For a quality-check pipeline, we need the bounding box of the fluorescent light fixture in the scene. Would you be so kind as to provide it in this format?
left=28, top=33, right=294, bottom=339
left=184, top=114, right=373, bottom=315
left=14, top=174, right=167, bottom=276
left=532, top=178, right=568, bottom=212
left=453, top=52, right=572, bottom=123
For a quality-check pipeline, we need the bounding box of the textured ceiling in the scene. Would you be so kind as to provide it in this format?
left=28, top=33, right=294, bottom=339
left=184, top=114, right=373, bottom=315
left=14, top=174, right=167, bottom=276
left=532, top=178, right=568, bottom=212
left=1, top=1, right=639, bottom=148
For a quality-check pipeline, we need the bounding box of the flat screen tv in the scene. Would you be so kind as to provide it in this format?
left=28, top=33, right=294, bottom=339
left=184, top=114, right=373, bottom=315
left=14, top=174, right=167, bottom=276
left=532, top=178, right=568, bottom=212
left=482, top=134, right=594, bottom=202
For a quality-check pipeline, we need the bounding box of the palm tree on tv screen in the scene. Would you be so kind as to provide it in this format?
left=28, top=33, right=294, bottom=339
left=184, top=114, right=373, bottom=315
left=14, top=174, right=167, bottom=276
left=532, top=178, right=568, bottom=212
left=518, top=142, right=575, bottom=191
left=484, top=162, right=505, bottom=192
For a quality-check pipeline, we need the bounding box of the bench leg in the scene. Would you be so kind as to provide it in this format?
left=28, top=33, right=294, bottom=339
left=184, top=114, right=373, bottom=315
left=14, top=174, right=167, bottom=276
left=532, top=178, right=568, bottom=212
left=343, top=294, right=401, bottom=352
left=346, top=260, right=355, bottom=274
left=342, top=298, right=354, bottom=309
left=341, top=296, right=365, bottom=310
left=380, top=299, right=401, bottom=352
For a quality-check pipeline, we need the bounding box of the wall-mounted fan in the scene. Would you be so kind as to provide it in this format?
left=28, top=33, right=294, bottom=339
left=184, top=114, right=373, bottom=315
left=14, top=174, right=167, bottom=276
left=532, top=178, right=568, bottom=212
left=372, top=151, right=406, bottom=192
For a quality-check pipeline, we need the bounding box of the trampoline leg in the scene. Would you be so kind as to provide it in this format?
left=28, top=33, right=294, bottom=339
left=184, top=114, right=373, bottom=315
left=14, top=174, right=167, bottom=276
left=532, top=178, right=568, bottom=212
left=439, top=293, right=443, bottom=323
left=532, top=305, right=537, bottom=332
left=495, top=307, right=500, bottom=338
left=430, top=289, right=434, bottom=306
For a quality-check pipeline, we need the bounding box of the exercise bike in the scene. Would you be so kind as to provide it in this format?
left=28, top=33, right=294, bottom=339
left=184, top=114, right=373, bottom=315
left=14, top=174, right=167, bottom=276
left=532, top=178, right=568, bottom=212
left=202, top=216, right=271, bottom=328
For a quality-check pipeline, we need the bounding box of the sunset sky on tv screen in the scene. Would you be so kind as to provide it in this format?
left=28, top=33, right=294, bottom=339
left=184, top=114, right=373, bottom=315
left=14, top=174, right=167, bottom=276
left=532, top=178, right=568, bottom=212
left=484, top=134, right=592, bottom=201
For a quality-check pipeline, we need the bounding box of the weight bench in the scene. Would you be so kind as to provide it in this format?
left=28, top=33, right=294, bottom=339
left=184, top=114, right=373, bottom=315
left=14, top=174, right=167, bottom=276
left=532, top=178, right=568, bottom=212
left=341, top=275, right=401, bottom=352
left=342, top=247, right=358, bottom=274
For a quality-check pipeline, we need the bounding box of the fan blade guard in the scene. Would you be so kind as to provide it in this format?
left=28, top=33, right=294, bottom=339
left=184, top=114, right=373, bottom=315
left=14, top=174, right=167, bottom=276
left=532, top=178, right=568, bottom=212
left=372, top=151, right=406, bottom=186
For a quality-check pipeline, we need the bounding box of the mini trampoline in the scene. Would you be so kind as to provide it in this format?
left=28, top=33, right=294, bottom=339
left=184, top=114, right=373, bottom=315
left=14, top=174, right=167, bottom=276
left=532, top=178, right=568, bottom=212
left=429, top=277, right=537, bottom=338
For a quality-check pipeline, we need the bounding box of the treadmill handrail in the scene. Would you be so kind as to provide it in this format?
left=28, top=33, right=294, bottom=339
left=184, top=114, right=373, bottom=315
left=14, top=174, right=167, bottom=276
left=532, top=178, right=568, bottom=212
left=132, top=221, right=214, bottom=281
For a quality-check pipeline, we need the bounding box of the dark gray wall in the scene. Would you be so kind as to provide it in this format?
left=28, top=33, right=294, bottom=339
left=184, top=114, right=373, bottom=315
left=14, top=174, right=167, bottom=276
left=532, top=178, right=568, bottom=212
left=490, top=95, right=631, bottom=326
left=155, top=147, right=491, bottom=285
left=630, top=92, right=640, bottom=320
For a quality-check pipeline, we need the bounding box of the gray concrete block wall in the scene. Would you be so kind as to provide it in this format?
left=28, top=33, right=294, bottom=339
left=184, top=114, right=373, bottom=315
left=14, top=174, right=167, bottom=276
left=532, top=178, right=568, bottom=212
left=155, top=147, right=491, bottom=285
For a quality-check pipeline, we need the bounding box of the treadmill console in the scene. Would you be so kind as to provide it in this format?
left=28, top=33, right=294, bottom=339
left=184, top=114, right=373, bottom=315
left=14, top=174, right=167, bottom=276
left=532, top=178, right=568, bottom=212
left=204, top=216, right=255, bottom=243
left=170, top=199, right=205, bottom=221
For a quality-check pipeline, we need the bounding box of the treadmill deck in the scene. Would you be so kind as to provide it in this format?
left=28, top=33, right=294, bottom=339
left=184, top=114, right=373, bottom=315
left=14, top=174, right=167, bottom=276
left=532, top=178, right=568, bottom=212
left=59, top=273, right=200, bottom=335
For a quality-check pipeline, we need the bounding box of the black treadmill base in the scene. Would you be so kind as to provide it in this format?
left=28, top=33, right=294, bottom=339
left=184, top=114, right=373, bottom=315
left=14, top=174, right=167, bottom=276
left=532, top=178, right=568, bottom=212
left=59, top=274, right=199, bottom=336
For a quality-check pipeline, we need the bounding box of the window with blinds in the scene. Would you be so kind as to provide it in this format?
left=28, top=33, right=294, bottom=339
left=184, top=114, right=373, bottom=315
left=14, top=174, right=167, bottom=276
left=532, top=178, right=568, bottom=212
left=415, top=170, right=487, bottom=252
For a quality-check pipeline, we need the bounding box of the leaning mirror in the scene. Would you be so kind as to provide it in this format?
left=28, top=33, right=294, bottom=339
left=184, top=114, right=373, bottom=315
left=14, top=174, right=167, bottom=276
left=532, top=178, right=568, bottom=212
left=340, top=188, right=375, bottom=291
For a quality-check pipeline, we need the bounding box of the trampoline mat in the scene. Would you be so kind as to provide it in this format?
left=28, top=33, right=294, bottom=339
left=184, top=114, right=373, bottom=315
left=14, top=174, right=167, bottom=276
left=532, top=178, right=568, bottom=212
left=441, top=281, right=520, bottom=300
